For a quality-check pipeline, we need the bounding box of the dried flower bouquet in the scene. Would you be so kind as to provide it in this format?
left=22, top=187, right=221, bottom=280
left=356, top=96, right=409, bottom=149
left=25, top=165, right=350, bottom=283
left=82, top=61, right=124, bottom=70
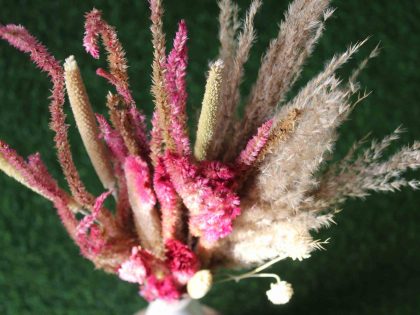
left=0, top=0, right=419, bottom=310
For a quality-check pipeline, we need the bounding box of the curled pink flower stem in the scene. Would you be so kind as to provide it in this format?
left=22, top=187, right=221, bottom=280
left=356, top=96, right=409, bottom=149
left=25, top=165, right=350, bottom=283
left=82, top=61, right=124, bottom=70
left=0, top=24, right=95, bottom=209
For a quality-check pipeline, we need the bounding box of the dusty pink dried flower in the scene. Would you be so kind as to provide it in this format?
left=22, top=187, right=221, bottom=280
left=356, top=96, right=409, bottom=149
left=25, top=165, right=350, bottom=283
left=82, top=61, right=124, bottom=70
left=140, top=274, right=182, bottom=302
left=164, top=152, right=240, bottom=243
left=165, top=239, right=200, bottom=285
left=165, top=20, right=190, bottom=156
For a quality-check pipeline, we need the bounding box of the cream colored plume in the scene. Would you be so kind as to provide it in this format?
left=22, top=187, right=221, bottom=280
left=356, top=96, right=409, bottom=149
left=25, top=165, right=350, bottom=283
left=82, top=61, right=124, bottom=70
left=64, top=56, right=116, bottom=191
left=194, top=60, right=224, bottom=161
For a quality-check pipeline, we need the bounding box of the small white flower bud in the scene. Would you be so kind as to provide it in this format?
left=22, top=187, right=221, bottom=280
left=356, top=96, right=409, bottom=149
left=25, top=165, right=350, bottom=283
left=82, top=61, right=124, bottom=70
left=187, top=269, right=213, bottom=299
left=266, top=281, right=293, bottom=305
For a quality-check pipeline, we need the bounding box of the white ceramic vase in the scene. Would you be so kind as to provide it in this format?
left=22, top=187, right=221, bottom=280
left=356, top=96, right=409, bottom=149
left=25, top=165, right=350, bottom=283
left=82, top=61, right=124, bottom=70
left=135, top=298, right=220, bottom=315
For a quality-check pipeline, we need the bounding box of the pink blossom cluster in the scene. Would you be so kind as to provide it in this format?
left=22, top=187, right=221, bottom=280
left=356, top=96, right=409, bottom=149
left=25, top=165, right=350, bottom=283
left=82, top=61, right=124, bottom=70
left=118, top=240, right=199, bottom=301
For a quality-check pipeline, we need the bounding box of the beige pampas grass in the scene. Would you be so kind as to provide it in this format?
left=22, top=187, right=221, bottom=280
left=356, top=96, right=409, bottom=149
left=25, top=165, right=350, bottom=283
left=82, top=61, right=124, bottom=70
left=231, top=0, right=332, bottom=158
left=194, top=60, right=224, bottom=161
left=210, top=0, right=262, bottom=160
left=64, top=56, right=116, bottom=192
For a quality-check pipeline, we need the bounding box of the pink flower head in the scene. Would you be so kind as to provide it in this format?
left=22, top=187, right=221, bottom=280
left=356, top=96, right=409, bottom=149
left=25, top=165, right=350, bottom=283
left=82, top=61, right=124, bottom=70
left=140, top=274, right=182, bottom=302
left=118, top=246, right=149, bottom=284
left=164, top=153, right=241, bottom=243
left=165, top=239, right=199, bottom=285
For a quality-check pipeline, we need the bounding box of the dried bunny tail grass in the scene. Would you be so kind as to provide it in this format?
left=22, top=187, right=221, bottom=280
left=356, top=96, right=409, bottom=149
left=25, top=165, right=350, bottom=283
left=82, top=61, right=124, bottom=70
left=314, top=128, right=420, bottom=207
left=231, top=0, right=332, bottom=159
left=194, top=60, right=224, bottom=161
left=0, top=24, right=95, bottom=209
left=210, top=0, right=262, bottom=159
left=149, top=0, right=173, bottom=150
left=64, top=56, right=116, bottom=192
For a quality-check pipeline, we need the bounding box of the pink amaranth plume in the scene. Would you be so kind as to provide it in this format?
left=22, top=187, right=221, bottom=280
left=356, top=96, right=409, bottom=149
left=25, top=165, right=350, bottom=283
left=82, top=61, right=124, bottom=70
left=164, top=153, right=241, bottom=243
left=165, top=239, right=199, bottom=285
left=165, top=20, right=190, bottom=156
left=96, top=113, right=133, bottom=227
left=76, top=190, right=112, bottom=256
left=84, top=9, right=148, bottom=153
left=235, top=119, right=274, bottom=169
left=0, top=141, right=78, bottom=238
left=84, top=8, right=134, bottom=105
left=0, top=24, right=94, bottom=209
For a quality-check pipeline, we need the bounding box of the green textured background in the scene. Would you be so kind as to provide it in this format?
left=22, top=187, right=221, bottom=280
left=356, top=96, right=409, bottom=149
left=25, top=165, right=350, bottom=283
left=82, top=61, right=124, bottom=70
left=0, top=0, right=419, bottom=314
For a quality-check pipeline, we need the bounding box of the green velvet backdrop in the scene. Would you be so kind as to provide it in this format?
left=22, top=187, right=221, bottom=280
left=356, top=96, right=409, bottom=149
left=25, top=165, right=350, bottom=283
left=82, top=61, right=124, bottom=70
left=0, top=0, right=419, bottom=314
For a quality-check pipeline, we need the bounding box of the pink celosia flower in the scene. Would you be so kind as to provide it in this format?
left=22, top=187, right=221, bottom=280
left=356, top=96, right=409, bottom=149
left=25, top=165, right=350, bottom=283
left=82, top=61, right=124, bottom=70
left=164, top=153, right=240, bottom=243
left=140, top=274, right=182, bottom=302
left=118, top=246, right=149, bottom=284
left=236, top=119, right=273, bottom=168
left=84, top=9, right=148, bottom=152
left=165, top=20, right=190, bottom=156
left=165, top=239, right=199, bottom=285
